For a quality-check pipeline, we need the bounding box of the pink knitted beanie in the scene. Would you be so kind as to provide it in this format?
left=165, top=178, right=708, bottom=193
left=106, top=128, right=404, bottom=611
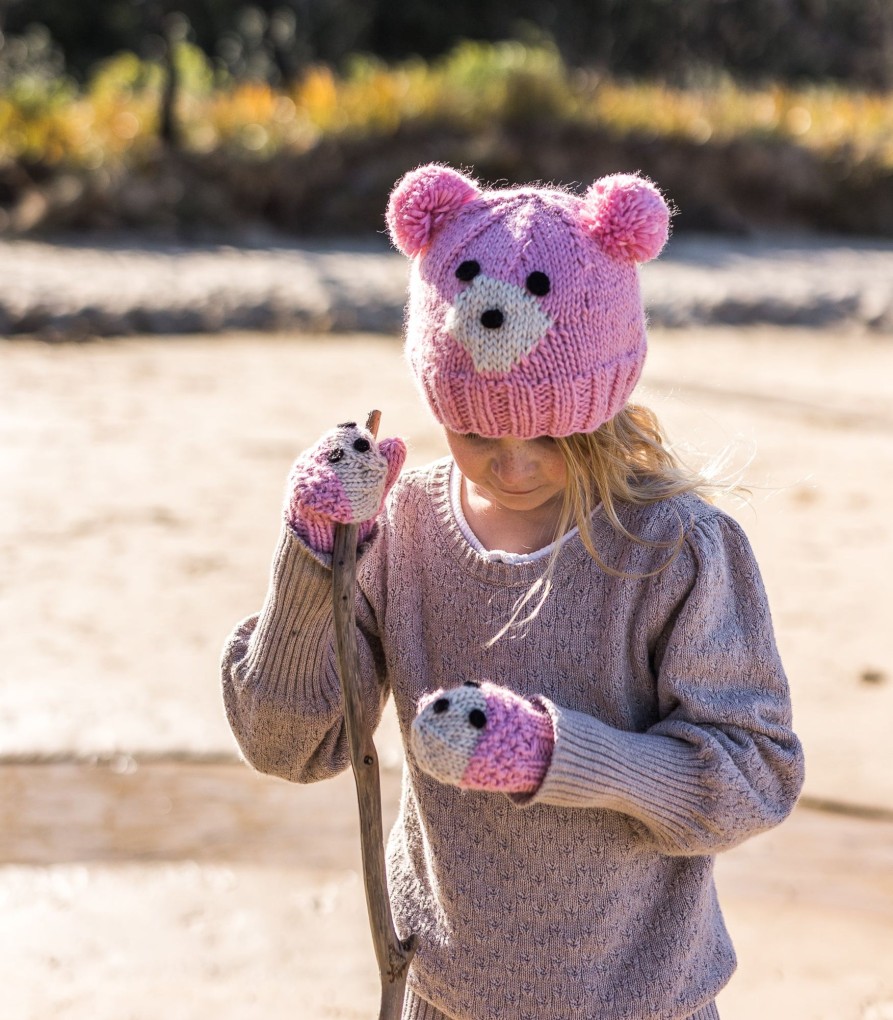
left=386, top=164, right=670, bottom=438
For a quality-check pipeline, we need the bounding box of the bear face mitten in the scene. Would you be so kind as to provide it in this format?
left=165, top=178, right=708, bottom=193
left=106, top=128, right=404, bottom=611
left=284, top=421, right=406, bottom=554
left=411, top=681, right=555, bottom=794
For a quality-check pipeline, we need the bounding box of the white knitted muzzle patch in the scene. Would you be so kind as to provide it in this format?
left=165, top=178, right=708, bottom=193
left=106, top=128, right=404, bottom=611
left=410, top=685, right=488, bottom=785
left=325, top=424, right=389, bottom=520
left=445, top=275, right=553, bottom=373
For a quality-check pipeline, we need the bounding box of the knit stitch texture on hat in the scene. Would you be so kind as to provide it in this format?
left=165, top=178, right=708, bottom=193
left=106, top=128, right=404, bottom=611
left=386, top=165, right=670, bottom=439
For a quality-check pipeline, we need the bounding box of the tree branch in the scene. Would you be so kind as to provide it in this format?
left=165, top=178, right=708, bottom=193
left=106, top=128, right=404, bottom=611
left=332, top=408, right=415, bottom=1019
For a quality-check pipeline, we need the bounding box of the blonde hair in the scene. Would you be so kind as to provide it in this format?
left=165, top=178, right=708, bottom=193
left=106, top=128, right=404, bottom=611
left=486, top=402, right=728, bottom=644
left=553, top=402, right=718, bottom=578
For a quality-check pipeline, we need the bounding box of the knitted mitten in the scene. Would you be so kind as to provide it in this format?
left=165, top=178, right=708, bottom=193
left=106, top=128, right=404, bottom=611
left=411, top=681, right=554, bottom=794
left=284, top=421, right=406, bottom=554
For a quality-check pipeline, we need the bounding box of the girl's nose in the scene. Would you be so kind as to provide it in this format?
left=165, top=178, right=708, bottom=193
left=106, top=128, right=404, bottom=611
left=492, top=441, right=536, bottom=482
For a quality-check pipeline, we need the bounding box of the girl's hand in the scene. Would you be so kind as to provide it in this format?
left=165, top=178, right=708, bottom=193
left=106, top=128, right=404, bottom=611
left=284, top=422, right=406, bottom=553
left=411, top=681, right=554, bottom=794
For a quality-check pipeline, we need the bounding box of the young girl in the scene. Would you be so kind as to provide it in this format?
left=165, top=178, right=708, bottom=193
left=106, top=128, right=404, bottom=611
left=222, top=165, right=804, bottom=1020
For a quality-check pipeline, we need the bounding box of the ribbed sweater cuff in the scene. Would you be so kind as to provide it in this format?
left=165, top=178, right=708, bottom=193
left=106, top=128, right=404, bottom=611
left=243, top=525, right=339, bottom=707
left=522, top=700, right=711, bottom=845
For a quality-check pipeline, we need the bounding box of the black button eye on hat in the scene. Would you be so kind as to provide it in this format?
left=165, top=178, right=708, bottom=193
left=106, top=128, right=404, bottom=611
left=456, top=260, right=480, bottom=282
left=526, top=271, right=550, bottom=296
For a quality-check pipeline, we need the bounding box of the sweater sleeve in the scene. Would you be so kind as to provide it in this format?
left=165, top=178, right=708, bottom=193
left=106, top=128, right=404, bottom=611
left=520, top=512, right=805, bottom=856
left=221, top=525, right=389, bottom=784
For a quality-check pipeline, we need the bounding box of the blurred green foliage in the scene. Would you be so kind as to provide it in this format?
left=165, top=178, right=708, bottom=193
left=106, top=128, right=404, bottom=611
left=2, top=4, right=892, bottom=237
left=3, top=38, right=891, bottom=170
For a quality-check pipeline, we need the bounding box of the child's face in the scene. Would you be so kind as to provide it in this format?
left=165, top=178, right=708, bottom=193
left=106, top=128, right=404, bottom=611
left=445, top=429, right=567, bottom=515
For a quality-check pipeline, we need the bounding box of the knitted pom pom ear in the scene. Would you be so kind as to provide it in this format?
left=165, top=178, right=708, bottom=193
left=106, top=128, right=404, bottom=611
left=580, top=174, right=670, bottom=263
left=386, top=164, right=481, bottom=257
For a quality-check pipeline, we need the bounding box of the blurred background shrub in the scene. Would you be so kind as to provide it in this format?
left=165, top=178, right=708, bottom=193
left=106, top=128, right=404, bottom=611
left=1, top=0, right=892, bottom=237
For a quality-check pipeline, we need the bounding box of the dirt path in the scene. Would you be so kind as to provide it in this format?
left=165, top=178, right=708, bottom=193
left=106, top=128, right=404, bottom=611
left=2, top=756, right=892, bottom=1020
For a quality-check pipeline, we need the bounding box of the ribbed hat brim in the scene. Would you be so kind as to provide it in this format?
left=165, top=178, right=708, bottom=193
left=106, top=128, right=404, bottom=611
left=418, top=347, right=645, bottom=438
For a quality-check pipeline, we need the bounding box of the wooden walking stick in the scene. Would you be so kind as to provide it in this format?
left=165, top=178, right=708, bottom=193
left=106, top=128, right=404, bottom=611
left=331, top=409, right=416, bottom=1020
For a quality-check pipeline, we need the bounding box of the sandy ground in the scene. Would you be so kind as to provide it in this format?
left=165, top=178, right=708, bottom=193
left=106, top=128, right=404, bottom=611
left=2, top=327, right=892, bottom=1018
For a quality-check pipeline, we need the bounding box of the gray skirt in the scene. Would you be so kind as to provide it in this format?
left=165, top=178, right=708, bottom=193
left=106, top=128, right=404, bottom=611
left=401, top=988, right=721, bottom=1020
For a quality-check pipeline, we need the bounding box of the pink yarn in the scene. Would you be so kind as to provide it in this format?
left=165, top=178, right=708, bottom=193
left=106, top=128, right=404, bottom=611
left=289, top=507, right=378, bottom=553
left=386, top=164, right=671, bottom=438
left=288, top=464, right=353, bottom=522
left=461, top=683, right=554, bottom=793
left=580, top=174, right=671, bottom=263
left=285, top=427, right=406, bottom=554
left=410, top=681, right=554, bottom=795
left=386, top=164, right=481, bottom=257
left=290, top=505, right=341, bottom=552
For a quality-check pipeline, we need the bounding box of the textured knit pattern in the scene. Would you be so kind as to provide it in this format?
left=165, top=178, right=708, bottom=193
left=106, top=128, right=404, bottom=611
left=284, top=422, right=406, bottom=553
left=402, top=992, right=452, bottom=1020
left=222, top=458, right=804, bottom=1020
left=412, top=680, right=555, bottom=793
left=401, top=989, right=722, bottom=1020
left=386, top=165, right=670, bottom=438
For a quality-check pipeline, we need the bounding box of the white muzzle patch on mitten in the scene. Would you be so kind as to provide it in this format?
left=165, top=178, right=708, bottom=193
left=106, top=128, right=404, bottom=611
left=410, top=683, right=489, bottom=785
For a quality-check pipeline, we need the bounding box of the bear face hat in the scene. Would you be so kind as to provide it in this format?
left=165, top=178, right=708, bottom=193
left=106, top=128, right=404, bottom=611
left=386, top=164, right=670, bottom=439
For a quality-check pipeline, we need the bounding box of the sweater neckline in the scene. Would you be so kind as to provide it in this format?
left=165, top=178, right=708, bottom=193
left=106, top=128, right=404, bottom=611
left=426, top=458, right=604, bottom=586
left=448, top=461, right=580, bottom=565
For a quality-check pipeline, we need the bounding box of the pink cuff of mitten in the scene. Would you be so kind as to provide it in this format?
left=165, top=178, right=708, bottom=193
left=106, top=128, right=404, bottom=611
left=410, top=681, right=555, bottom=794
left=284, top=422, right=406, bottom=554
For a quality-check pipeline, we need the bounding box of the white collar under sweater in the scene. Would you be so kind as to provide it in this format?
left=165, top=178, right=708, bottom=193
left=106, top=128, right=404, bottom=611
left=448, top=460, right=580, bottom=565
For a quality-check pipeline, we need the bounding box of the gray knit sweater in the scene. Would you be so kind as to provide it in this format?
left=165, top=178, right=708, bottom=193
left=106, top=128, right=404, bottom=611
left=222, top=458, right=804, bottom=1020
